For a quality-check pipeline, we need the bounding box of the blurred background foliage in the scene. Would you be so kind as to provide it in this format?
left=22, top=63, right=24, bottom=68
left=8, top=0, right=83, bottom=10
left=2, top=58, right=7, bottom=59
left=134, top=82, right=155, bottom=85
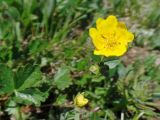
left=0, top=0, right=160, bottom=119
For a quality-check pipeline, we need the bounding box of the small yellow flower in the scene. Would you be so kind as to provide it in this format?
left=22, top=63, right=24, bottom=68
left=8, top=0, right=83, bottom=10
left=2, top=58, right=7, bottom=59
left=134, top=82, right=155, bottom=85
left=74, top=93, right=88, bottom=107
left=89, top=15, right=134, bottom=57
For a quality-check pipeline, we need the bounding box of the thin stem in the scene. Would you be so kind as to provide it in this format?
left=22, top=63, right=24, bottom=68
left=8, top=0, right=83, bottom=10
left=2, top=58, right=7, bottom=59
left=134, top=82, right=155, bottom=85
left=18, top=106, right=23, bottom=120
left=100, top=56, right=105, bottom=62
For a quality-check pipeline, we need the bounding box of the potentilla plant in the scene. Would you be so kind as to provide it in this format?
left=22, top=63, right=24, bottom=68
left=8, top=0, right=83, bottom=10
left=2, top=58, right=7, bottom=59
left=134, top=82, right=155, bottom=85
left=69, top=15, right=160, bottom=120
left=69, top=15, right=135, bottom=119
left=88, top=15, right=134, bottom=119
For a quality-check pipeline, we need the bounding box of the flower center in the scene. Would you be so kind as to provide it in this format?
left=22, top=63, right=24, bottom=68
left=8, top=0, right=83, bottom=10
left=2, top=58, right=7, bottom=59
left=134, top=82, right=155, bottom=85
left=101, top=33, right=120, bottom=50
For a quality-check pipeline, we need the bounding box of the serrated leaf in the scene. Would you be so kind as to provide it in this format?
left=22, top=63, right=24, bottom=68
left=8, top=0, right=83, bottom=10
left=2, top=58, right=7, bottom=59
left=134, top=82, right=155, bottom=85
left=54, top=66, right=72, bottom=90
left=104, top=59, right=120, bottom=69
left=54, top=95, right=67, bottom=105
left=15, top=65, right=42, bottom=91
left=5, top=100, right=26, bottom=120
left=90, top=112, right=100, bottom=120
left=14, top=88, right=48, bottom=106
left=0, top=64, right=14, bottom=95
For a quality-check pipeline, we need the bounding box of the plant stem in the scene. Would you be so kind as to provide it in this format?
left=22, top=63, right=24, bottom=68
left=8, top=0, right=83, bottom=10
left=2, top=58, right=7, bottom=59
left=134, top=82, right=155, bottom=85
left=18, top=106, right=23, bottom=120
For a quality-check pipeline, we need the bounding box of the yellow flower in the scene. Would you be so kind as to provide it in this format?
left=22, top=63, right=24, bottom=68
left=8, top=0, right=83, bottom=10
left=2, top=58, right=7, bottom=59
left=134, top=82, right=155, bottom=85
left=74, top=93, right=88, bottom=107
left=89, top=15, right=134, bottom=57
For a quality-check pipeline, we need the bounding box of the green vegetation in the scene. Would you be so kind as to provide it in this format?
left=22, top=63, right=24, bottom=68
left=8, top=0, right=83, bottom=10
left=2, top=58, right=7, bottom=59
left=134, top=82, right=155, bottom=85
left=0, top=0, right=160, bottom=119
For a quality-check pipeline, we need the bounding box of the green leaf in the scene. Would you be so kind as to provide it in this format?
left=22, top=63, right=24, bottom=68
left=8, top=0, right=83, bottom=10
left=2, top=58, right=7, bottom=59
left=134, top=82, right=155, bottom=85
left=0, top=64, right=14, bottom=95
left=0, top=64, right=43, bottom=95
left=5, top=100, right=26, bottom=120
left=54, top=95, right=67, bottom=105
left=14, top=88, right=48, bottom=106
left=42, top=0, right=56, bottom=24
left=90, top=112, right=101, bottom=120
left=15, top=22, right=22, bottom=42
left=8, top=7, right=20, bottom=20
left=76, top=74, right=90, bottom=86
left=29, top=39, right=48, bottom=55
left=104, top=59, right=120, bottom=69
left=95, top=87, right=107, bottom=97
left=76, top=59, right=88, bottom=71
left=54, top=66, right=72, bottom=90
left=105, top=109, right=117, bottom=120
left=92, top=76, right=105, bottom=83
left=15, top=65, right=42, bottom=91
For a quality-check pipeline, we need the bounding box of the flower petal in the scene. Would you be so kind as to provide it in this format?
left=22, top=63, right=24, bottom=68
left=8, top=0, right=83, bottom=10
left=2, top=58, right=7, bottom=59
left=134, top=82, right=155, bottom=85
left=118, top=30, right=134, bottom=43
left=94, top=44, right=127, bottom=57
left=117, top=22, right=127, bottom=30
left=96, top=15, right=118, bottom=35
left=96, top=18, right=109, bottom=34
left=96, top=18, right=104, bottom=27
left=94, top=49, right=107, bottom=56
left=105, top=15, right=118, bottom=29
left=89, top=28, right=105, bottom=50
left=125, top=31, right=134, bottom=42
left=109, top=44, right=127, bottom=56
